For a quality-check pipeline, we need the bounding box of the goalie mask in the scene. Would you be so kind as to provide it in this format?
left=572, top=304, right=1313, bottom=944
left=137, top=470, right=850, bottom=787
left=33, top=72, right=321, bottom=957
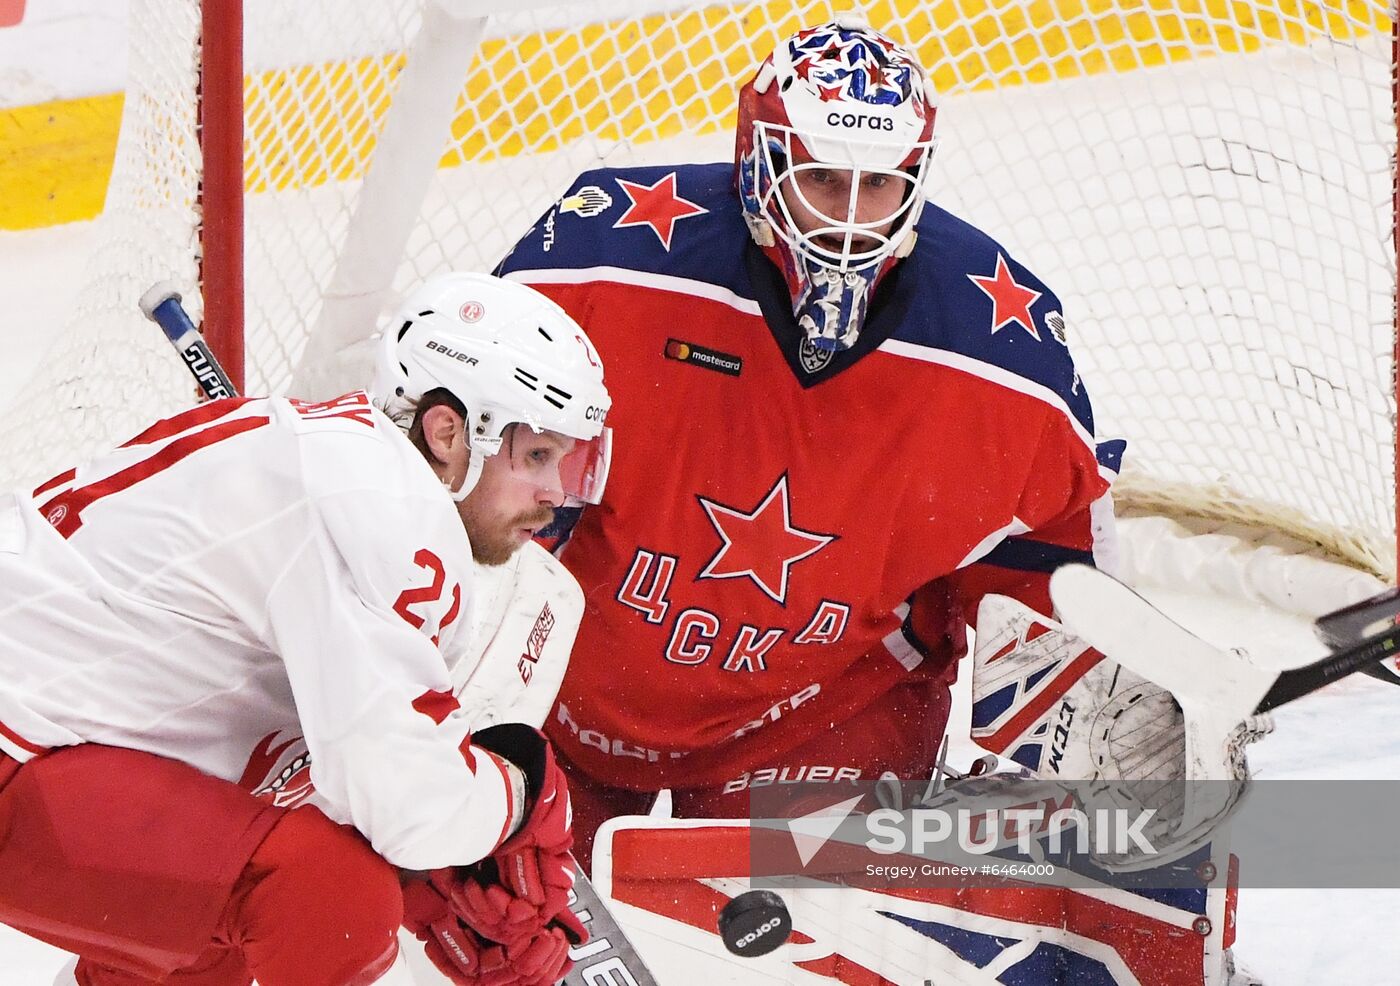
left=735, top=16, right=938, bottom=352
left=371, top=272, right=612, bottom=505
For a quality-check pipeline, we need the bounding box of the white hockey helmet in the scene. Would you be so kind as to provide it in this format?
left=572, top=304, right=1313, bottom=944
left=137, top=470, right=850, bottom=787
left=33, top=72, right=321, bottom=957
left=371, top=272, right=612, bottom=504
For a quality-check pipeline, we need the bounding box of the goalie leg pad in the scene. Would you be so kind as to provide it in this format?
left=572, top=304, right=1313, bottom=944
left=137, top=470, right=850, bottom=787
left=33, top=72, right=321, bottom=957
left=598, top=818, right=1234, bottom=986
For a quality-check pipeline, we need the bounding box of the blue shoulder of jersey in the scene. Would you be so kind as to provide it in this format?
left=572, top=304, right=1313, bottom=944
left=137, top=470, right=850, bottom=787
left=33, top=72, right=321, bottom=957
left=497, top=168, right=1094, bottom=435
left=495, top=162, right=754, bottom=300
left=895, top=203, right=1093, bottom=434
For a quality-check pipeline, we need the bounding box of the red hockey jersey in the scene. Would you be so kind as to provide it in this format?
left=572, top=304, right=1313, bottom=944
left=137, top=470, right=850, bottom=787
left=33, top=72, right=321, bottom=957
left=498, top=163, right=1121, bottom=789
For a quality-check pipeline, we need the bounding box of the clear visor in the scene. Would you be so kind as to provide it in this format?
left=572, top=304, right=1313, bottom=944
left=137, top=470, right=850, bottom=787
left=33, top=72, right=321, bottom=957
left=501, top=422, right=613, bottom=506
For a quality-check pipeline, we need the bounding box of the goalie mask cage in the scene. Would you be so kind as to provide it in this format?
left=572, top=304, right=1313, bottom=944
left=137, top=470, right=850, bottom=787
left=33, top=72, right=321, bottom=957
left=3, top=0, right=1395, bottom=603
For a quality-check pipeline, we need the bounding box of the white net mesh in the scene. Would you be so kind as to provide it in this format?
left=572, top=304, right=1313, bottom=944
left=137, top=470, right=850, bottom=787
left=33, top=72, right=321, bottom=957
left=0, top=0, right=202, bottom=490
left=1, top=0, right=1393, bottom=579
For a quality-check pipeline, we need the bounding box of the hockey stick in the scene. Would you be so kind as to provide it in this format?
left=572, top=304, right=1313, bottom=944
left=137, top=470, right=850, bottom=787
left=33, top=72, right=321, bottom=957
left=1314, top=587, right=1400, bottom=686
left=139, top=282, right=239, bottom=401
left=1049, top=563, right=1400, bottom=723
left=142, top=286, right=660, bottom=986
left=1315, top=586, right=1400, bottom=649
left=562, top=867, right=660, bottom=985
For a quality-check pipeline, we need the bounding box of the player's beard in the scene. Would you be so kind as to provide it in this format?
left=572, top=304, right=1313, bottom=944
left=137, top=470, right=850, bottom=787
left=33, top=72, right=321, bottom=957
left=462, top=501, right=556, bottom=566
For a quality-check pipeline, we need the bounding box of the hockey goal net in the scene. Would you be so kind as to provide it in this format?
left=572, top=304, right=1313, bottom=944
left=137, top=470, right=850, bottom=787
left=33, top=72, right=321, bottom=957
left=3, top=0, right=1395, bottom=603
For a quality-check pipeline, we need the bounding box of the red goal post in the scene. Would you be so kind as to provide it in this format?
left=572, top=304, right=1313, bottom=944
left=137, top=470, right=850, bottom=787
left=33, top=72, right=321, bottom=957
left=199, top=0, right=244, bottom=396
left=6, top=0, right=1396, bottom=609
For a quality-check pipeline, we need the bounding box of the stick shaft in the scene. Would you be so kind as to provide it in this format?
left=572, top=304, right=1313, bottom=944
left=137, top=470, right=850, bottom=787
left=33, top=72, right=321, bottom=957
left=1257, top=627, right=1400, bottom=712
left=563, top=861, right=660, bottom=985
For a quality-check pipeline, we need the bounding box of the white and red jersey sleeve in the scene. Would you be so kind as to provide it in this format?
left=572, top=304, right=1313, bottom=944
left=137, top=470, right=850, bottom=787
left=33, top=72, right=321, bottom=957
left=0, top=393, right=524, bottom=870
left=258, top=400, right=527, bottom=870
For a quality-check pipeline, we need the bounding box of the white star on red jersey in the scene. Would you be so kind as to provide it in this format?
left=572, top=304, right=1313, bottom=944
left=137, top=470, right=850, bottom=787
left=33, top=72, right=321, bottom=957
left=968, top=253, right=1043, bottom=340
left=697, top=474, right=835, bottom=605
left=611, top=173, right=708, bottom=251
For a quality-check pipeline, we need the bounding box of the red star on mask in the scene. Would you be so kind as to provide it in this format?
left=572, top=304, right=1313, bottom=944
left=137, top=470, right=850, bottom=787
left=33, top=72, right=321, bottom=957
left=612, top=173, right=708, bottom=251
left=697, top=474, right=836, bottom=605
left=968, top=253, right=1043, bottom=340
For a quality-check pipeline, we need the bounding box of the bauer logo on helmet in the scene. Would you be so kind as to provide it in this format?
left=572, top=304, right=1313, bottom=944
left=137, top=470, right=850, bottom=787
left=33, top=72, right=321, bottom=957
left=425, top=339, right=480, bottom=366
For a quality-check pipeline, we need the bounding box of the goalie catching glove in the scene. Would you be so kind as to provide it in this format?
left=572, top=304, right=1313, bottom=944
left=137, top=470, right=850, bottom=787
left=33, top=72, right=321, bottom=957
left=401, top=724, right=585, bottom=983
left=968, top=593, right=1273, bottom=871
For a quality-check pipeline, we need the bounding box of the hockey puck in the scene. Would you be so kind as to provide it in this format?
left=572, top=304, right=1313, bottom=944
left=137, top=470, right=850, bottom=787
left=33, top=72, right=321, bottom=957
left=717, top=890, right=792, bottom=957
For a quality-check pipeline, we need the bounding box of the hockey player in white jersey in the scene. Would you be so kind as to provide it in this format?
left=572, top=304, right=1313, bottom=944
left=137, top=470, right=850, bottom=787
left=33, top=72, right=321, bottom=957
left=0, top=272, right=611, bottom=986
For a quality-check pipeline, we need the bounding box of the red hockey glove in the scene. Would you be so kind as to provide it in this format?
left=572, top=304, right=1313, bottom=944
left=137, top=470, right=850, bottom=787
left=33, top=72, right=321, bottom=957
left=455, top=724, right=579, bottom=945
left=469, top=926, right=575, bottom=986
left=402, top=872, right=579, bottom=986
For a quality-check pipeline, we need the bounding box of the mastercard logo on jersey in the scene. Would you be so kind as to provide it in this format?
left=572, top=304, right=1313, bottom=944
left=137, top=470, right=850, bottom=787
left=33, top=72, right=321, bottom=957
left=664, top=338, right=742, bottom=377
